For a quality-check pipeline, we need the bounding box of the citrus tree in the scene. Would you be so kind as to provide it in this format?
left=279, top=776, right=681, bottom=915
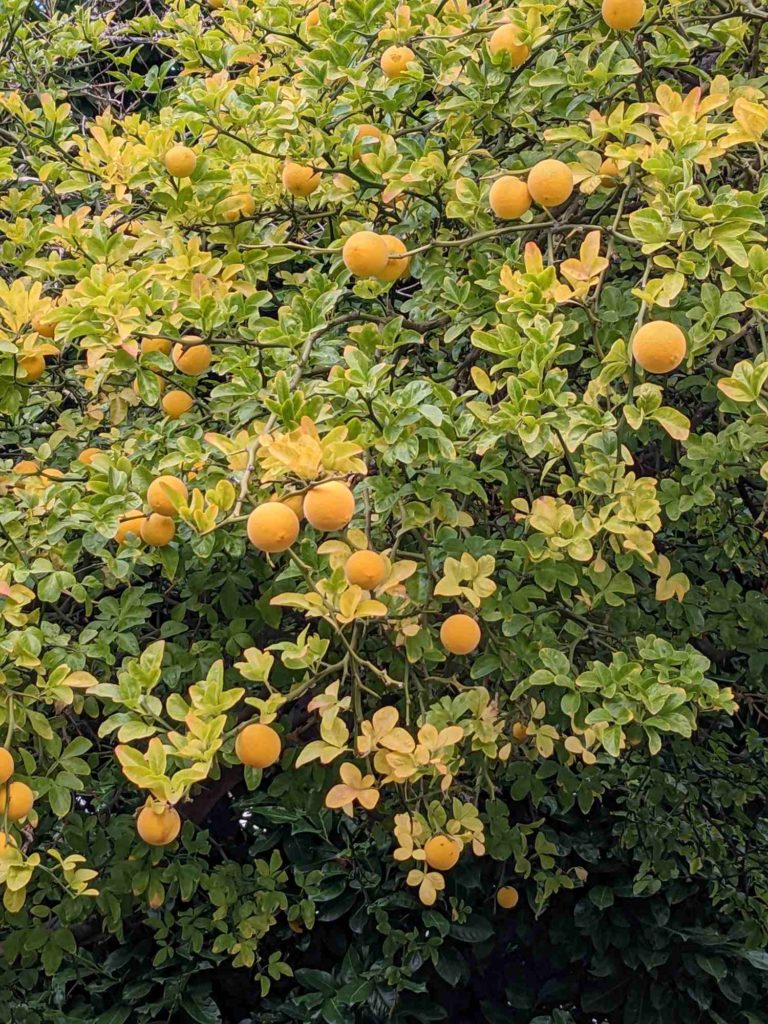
left=1, top=0, right=768, bottom=1021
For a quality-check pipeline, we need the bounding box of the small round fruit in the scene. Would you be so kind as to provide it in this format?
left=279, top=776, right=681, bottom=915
left=424, top=835, right=461, bottom=871
left=632, top=320, right=687, bottom=374
left=78, top=447, right=101, bottom=465
left=221, top=191, right=256, bottom=221
left=141, top=513, right=176, bottom=546
left=31, top=313, right=55, bottom=338
left=115, top=511, right=146, bottom=544
left=599, top=157, right=620, bottom=185
left=381, top=45, right=416, bottom=79
left=164, top=145, right=197, bottom=177
left=602, top=0, right=645, bottom=31
left=235, top=722, right=282, bottom=769
left=0, top=781, right=34, bottom=822
left=527, top=159, right=574, bottom=208
left=304, top=3, right=326, bottom=31
left=440, top=614, right=481, bottom=655
left=497, top=885, right=519, bottom=909
left=489, top=175, right=532, bottom=220
left=280, top=493, right=305, bottom=520
left=136, top=804, right=181, bottom=846
left=511, top=722, right=527, bottom=742
left=172, top=341, right=211, bottom=376
left=19, top=354, right=45, bottom=381
left=376, top=235, right=410, bottom=283
left=282, top=161, right=321, bottom=197
left=246, top=502, right=300, bottom=553
left=354, top=124, right=384, bottom=147
left=147, top=475, right=188, bottom=517
left=488, top=23, right=529, bottom=66
left=162, top=390, right=194, bottom=419
left=133, top=372, right=165, bottom=397
left=0, top=832, right=17, bottom=854
left=0, top=748, right=14, bottom=785
left=13, top=460, right=39, bottom=476
left=345, top=550, right=387, bottom=589
left=304, top=481, right=355, bottom=532
left=141, top=336, right=172, bottom=356
left=342, top=231, right=390, bottom=278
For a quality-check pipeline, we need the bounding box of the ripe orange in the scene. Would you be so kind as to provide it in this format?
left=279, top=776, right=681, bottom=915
left=141, top=513, right=176, bottom=546
left=282, top=161, right=321, bottom=197
left=342, top=231, right=390, bottom=278
left=13, top=460, right=39, bottom=476
left=632, top=320, right=687, bottom=374
left=115, top=511, right=146, bottom=544
left=136, top=803, right=182, bottom=846
left=0, top=832, right=17, bottom=854
left=440, top=613, right=481, bottom=655
left=488, top=23, right=529, bottom=66
left=497, top=885, right=519, bottom=909
left=354, top=124, right=384, bottom=147
left=164, top=145, right=197, bottom=177
left=147, top=475, right=188, bottom=517
left=172, top=341, right=211, bottom=375
left=246, top=502, right=300, bottom=553
left=380, top=45, right=416, bottom=78
left=133, top=372, right=165, bottom=397
left=602, top=0, right=645, bottom=31
left=78, top=447, right=101, bottom=465
left=599, top=157, right=620, bottom=185
left=31, top=313, right=55, bottom=338
left=279, top=493, right=305, bottom=520
left=0, top=781, right=34, bottom=822
left=303, top=481, right=355, bottom=531
left=489, top=175, right=532, bottom=219
left=235, top=722, right=282, bottom=768
left=0, top=748, right=14, bottom=785
left=19, top=354, right=45, bottom=381
left=424, top=835, right=461, bottom=871
left=141, top=336, right=172, bottom=355
left=376, top=236, right=410, bottom=282
left=345, top=550, right=387, bottom=589
left=162, top=390, right=194, bottom=419
left=527, top=159, right=574, bottom=208
left=511, top=722, right=528, bottom=742
left=221, top=191, right=256, bottom=221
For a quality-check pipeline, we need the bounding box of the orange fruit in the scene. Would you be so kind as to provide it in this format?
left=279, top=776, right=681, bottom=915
left=132, top=372, right=166, bottom=397
left=13, top=460, right=39, bottom=476
left=235, top=722, right=282, bottom=768
left=78, top=447, right=101, bottom=465
left=511, top=722, right=528, bottom=742
left=221, top=191, right=256, bottom=221
left=141, top=336, right=172, bottom=355
left=141, top=513, right=176, bottom=546
left=376, top=235, right=410, bottom=282
left=115, top=511, right=146, bottom=544
left=632, top=321, right=686, bottom=374
left=489, top=175, right=532, bottom=219
left=602, top=0, right=645, bottom=30
left=0, top=781, right=34, bottom=822
left=31, top=313, right=55, bottom=338
left=147, top=475, right=188, bottom=517
left=345, top=550, right=387, bottom=589
left=164, top=145, right=197, bottom=177
left=172, top=341, right=211, bottom=376
left=342, top=231, right=390, bottom=277
left=354, top=124, right=384, bottom=147
left=599, top=157, right=620, bottom=185
left=282, top=161, right=321, bottom=197
left=279, top=493, right=305, bottom=520
left=497, top=885, right=519, bottom=909
left=304, top=481, right=355, bottom=531
left=0, top=748, right=14, bottom=785
left=246, top=502, right=300, bottom=553
left=162, top=390, right=194, bottom=419
left=381, top=45, right=416, bottom=78
left=0, top=832, right=17, bottom=854
left=424, top=835, right=461, bottom=871
left=440, top=614, right=481, bottom=655
left=136, top=803, right=181, bottom=846
left=527, top=159, right=574, bottom=208
left=488, top=23, right=529, bottom=66
left=19, top=354, right=45, bottom=381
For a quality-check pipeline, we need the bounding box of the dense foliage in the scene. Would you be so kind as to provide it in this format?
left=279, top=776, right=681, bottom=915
left=2, top=0, right=768, bottom=1021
